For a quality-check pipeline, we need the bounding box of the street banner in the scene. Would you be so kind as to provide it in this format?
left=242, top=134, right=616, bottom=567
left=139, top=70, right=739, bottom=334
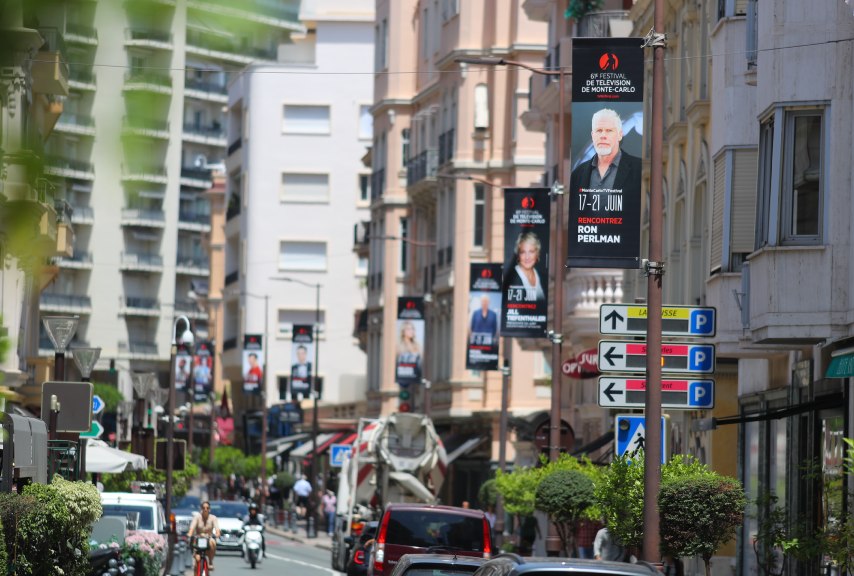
left=290, top=324, right=314, bottom=398
left=396, top=297, right=425, bottom=386
left=242, top=334, right=264, bottom=395
left=467, top=263, right=502, bottom=370
left=192, top=340, right=214, bottom=401
left=175, top=346, right=192, bottom=393
left=569, top=37, right=645, bottom=269
left=501, top=188, right=551, bottom=337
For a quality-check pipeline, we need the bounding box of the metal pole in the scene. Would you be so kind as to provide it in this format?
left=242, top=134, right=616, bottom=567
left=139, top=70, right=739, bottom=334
left=494, top=355, right=511, bottom=547
left=308, top=284, right=320, bottom=538
left=261, top=294, right=269, bottom=507
left=54, top=351, right=65, bottom=381
left=166, top=340, right=177, bottom=567
left=642, top=1, right=666, bottom=562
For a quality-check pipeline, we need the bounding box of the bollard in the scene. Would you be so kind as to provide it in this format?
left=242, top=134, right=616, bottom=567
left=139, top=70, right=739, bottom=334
left=290, top=510, right=298, bottom=533
left=307, top=513, right=317, bottom=538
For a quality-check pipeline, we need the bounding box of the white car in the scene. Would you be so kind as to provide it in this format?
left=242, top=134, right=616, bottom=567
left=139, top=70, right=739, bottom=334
left=100, top=492, right=167, bottom=534
left=209, top=501, right=250, bottom=553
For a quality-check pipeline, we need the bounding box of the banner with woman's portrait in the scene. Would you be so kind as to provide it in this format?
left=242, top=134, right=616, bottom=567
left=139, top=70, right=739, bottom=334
left=467, top=263, right=502, bottom=371
left=501, top=188, right=551, bottom=338
left=396, top=297, right=425, bottom=387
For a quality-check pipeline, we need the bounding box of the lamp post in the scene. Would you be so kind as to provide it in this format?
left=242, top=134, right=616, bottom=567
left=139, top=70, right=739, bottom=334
left=271, top=276, right=321, bottom=537
left=166, top=316, right=194, bottom=529
left=457, top=56, right=566, bottom=554
left=242, top=291, right=270, bottom=507
left=42, top=315, right=79, bottom=381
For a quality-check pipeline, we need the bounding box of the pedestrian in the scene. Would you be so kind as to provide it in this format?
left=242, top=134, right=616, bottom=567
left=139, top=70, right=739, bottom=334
left=593, top=526, right=626, bottom=562
left=322, top=489, right=337, bottom=535
left=293, top=474, right=312, bottom=518
left=574, top=518, right=601, bottom=559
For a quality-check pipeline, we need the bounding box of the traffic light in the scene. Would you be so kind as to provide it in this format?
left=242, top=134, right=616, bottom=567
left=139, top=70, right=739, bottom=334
left=398, top=387, right=411, bottom=412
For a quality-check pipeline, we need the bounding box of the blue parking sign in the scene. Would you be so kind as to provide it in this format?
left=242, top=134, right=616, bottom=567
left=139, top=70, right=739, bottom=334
left=690, top=310, right=715, bottom=335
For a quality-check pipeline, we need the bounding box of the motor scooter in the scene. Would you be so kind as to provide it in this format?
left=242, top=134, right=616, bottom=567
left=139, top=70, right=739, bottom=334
left=241, top=523, right=265, bottom=569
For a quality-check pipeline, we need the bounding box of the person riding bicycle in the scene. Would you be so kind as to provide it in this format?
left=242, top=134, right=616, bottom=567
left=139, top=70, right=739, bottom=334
left=188, top=501, right=220, bottom=571
left=243, top=501, right=266, bottom=558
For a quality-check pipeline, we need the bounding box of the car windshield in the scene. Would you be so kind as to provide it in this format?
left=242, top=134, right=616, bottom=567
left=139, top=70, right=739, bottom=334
left=386, top=511, right=485, bottom=551
left=404, top=570, right=478, bottom=576
left=209, top=501, right=249, bottom=519
left=101, top=504, right=155, bottom=530
left=172, top=495, right=201, bottom=510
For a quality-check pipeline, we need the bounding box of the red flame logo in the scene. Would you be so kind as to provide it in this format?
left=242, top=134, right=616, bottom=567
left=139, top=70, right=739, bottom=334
left=599, top=53, right=619, bottom=71
left=521, top=196, right=535, bottom=209
left=480, top=268, right=493, bottom=279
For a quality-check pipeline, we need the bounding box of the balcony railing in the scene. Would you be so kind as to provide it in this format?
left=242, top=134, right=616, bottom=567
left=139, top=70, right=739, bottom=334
left=121, top=208, right=166, bottom=223
left=66, top=22, right=98, bottom=43
left=124, top=70, right=173, bottom=88
left=122, top=296, right=160, bottom=310
left=406, top=149, right=438, bottom=186
left=185, top=29, right=277, bottom=60
left=55, top=250, right=92, bottom=265
left=41, top=293, right=93, bottom=309
left=123, top=165, right=167, bottom=179
left=225, top=270, right=239, bottom=285
left=68, top=66, right=96, bottom=85
left=185, top=78, right=227, bottom=95
left=183, top=123, right=225, bottom=139
left=126, top=28, right=173, bottom=43
left=193, top=0, right=300, bottom=22
left=181, top=167, right=212, bottom=181
left=576, top=10, right=631, bottom=37
left=120, top=252, right=164, bottom=267
left=57, top=113, right=95, bottom=129
left=370, top=169, right=385, bottom=201
left=124, top=116, right=170, bottom=132
left=177, top=254, right=210, bottom=269
left=438, top=129, right=455, bottom=165
left=45, top=155, right=94, bottom=174
left=70, top=206, right=94, bottom=223
left=179, top=210, right=210, bottom=224
left=118, top=340, right=159, bottom=356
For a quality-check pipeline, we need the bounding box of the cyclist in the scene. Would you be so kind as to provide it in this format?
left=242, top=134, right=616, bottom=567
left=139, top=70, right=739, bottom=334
left=243, top=501, right=267, bottom=558
left=188, top=501, right=220, bottom=571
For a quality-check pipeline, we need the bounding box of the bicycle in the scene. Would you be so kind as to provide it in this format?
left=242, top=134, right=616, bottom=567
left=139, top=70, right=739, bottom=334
left=193, top=536, right=212, bottom=576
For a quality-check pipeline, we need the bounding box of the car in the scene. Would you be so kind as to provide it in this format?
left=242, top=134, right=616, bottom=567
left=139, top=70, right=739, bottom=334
left=172, top=494, right=201, bottom=536
left=388, top=553, right=488, bottom=576
left=346, top=520, right=379, bottom=576
left=100, top=492, right=167, bottom=534
left=209, top=500, right=250, bottom=553
left=469, top=554, right=661, bottom=576
left=369, top=503, right=493, bottom=576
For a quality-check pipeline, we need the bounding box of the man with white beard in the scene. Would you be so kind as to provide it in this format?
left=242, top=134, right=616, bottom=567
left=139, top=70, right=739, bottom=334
left=569, top=108, right=642, bottom=195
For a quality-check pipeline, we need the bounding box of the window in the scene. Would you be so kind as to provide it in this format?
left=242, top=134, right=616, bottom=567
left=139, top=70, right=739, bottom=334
left=282, top=105, right=330, bottom=134
left=359, top=105, right=373, bottom=140
left=375, top=19, right=388, bottom=71
left=277, top=308, right=326, bottom=336
left=474, top=84, right=489, bottom=131
left=401, top=128, right=410, bottom=165
left=358, top=174, right=371, bottom=203
left=281, top=173, right=329, bottom=203
left=356, top=257, right=368, bottom=276
left=399, top=217, right=409, bottom=273
left=421, top=8, right=429, bottom=59
left=278, top=241, right=327, bottom=271
left=473, top=184, right=485, bottom=248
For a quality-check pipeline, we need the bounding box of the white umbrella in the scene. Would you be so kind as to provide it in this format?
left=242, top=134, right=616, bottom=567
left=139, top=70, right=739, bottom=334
left=86, top=438, right=148, bottom=473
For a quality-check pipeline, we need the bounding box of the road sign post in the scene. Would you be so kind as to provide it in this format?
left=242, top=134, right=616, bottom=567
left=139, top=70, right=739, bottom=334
left=92, top=395, right=104, bottom=415
left=598, top=340, right=715, bottom=374
left=599, top=377, right=715, bottom=409
left=600, top=304, right=716, bottom=337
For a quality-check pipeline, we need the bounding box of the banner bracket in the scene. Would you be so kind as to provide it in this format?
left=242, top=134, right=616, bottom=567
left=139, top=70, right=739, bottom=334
left=547, top=330, right=563, bottom=344
left=549, top=181, right=565, bottom=197
left=641, top=27, right=667, bottom=48
left=642, top=258, right=666, bottom=277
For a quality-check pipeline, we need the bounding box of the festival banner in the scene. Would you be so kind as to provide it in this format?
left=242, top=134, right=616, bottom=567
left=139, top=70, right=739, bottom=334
left=290, top=324, right=315, bottom=398
left=501, top=188, right=551, bottom=337
left=242, top=334, right=264, bottom=395
left=396, top=297, right=425, bottom=387
left=175, top=346, right=192, bottom=393
left=467, top=263, right=502, bottom=370
left=568, top=37, right=645, bottom=269
left=192, top=341, right=214, bottom=401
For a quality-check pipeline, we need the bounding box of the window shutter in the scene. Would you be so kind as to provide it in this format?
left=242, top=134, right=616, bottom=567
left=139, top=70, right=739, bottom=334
left=730, top=148, right=758, bottom=254
left=710, top=154, right=726, bottom=272
left=735, top=0, right=747, bottom=15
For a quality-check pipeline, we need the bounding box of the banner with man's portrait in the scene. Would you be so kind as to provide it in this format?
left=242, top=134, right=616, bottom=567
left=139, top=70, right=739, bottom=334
left=501, top=188, right=551, bottom=338
left=242, top=334, right=264, bottom=395
left=290, top=324, right=315, bottom=398
left=467, top=263, right=502, bottom=371
left=568, top=37, right=644, bottom=269
left=192, top=341, right=214, bottom=401
left=396, top=297, right=425, bottom=387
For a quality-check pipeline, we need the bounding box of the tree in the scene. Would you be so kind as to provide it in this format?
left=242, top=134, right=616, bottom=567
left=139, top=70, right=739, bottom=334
left=535, top=469, right=595, bottom=556
left=478, top=479, right=498, bottom=512
left=659, top=473, right=746, bottom=576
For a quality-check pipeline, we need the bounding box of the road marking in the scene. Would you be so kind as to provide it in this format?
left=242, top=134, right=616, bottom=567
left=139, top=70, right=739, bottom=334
left=266, top=552, right=340, bottom=575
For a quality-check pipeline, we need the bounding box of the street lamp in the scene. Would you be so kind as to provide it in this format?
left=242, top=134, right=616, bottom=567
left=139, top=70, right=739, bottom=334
left=42, top=315, right=79, bottom=380
left=457, top=55, right=567, bottom=555
left=270, top=276, right=321, bottom=538
left=166, top=316, right=194, bottom=529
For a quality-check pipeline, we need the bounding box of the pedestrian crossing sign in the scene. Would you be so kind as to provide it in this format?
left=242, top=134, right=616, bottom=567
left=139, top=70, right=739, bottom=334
left=615, top=414, right=668, bottom=463
left=330, top=444, right=352, bottom=468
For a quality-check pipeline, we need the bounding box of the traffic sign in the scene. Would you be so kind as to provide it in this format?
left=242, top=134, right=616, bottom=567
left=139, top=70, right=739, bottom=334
left=600, top=304, right=716, bottom=337
left=41, top=381, right=94, bottom=433
left=92, top=395, right=105, bottom=415
left=598, top=340, right=715, bottom=374
left=598, top=377, right=715, bottom=409
left=80, top=420, right=104, bottom=438
left=615, top=414, right=667, bottom=462
left=330, top=444, right=352, bottom=468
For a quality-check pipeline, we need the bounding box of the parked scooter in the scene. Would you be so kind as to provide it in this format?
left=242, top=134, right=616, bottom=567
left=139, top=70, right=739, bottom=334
left=241, top=523, right=265, bottom=569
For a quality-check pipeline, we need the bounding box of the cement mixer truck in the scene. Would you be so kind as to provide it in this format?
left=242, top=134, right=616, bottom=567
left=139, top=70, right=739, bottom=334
left=330, top=412, right=447, bottom=571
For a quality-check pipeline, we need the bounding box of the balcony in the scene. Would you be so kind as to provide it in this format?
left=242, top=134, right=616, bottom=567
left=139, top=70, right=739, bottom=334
left=576, top=10, right=632, bottom=38
left=185, top=78, right=228, bottom=102
left=176, top=254, right=210, bottom=276
left=121, top=208, right=166, bottom=228
left=438, top=129, right=455, bottom=165
left=120, top=296, right=161, bottom=316
left=180, top=166, right=212, bottom=189
left=183, top=123, right=226, bottom=146
left=406, top=149, right=439, bottom=188
left=122, top=116, right=170, bottom=139
left=189, top=0, right=302, bottom=29
left=120, top=252, right=164, bottom=272
left=118, top=340, right=160, bottom=359
left=178, top=209, right=211, bottom=231
left=70, top=206, right=94, bottom=225
left=175, top=298, right=208, bottom=319
left=33, top=28, right=69, bottom=96
left=68, top=66, right=96, bottom=90
left=55, top=113, right=96, bottom=137
left=54, top=250, right=93, bottom=269
left=123, top=70, right=173, bottom=94
left=185, top=28, right=278, bottom=64
left=563, top=270, right=624, bottom=341
left=44, top=155, right=95, bottom=180
left=122, top=165, right=168, bottom=184
left=40, top=293, right=93, bottom=314
left=125, top=27, right=174, bottom=49
left=65, top=22, right=98, bottom=46
left=370, top=169, right=385, bottom=201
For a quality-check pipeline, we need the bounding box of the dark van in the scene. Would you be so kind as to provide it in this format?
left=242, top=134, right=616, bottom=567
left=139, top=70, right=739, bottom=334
left=370, top=503, right=493, bottom=576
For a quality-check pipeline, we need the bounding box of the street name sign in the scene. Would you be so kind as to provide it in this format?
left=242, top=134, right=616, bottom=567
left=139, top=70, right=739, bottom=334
left=598, top=340, right=716, bottom=374
left=616, top=414, right=667, bottom=462
left=598, top=377, right=715, bottom=409
left=330, top=444, right=353, bottom=468
left=80, top=420, right=104, bottom=438
left=599, top=304, right=716, bottom=337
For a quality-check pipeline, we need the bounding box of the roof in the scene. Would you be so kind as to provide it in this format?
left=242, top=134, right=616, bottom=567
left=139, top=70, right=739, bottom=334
left=478, top=555, right=660, bottom=575
left=383, top=502, right=487, bottom=520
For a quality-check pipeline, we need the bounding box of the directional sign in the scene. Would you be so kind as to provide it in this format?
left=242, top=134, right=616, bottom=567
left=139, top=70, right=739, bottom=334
left=598, top=340, right=715, bottom=374
left=600, top=304, right=716, bottom=337
left=80, top=420, right=104, bottom=438
left=616, top=414, right=667, bottom=462
left=598, top=377, right=715, bottom=409
left=92, top=395, right=105, bottom=415
left=330, top=444, right=352, bottom=468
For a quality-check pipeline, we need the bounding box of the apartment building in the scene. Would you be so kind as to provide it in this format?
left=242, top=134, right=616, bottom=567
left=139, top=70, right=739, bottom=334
left=22, top=0, right=303, bottom=402
left=364, top=0, right=555, bottom=506
left=222, top=0, right=374, bottom=449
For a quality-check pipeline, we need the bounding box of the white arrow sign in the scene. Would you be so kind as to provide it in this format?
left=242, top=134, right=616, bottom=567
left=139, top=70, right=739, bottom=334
left=600, top=304, right=717, bottom=336
left=598, top=377, right=715, bottom=409
left=598, top=340, right=716, bottom=374
left=92, top=395, right=105, bottom=415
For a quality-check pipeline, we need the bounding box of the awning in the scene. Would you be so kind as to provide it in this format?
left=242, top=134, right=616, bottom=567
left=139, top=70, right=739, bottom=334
left=825, top=353, right=854, bottom=378
left=288, top=432, right=348, bottom=462
left=265, top=432, right=311, bottom=459
left=86, top=439, right=148, bottom=474
left=443, top=435, right=487, bottom=464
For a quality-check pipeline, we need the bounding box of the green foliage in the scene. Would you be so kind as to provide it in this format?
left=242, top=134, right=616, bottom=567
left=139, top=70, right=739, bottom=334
left=275, top=471, right=296, bottom=493
left=50, top=476, right=103, bottom=541
left=495, top=464, right=544, bottom=518
left=564, top=0, right=604, bottom=20
left=204, top=446, right=272, bottom=479
left=0, top=513, right=7, bottom=576
left=535, top=469, right=595, bottom=556
left=478, top=479, right=498, bottom=511
left=102, top=454, right=199, bottom=497
left=659, top=473, right=746, bottom=568
left=91, top=382, right=125, bottom=413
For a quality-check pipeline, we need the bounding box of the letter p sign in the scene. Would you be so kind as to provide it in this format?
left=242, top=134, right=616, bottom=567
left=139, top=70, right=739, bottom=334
left=688, top=345, right=715, bottom=373
left=690, top=310, right=715, bottom=335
